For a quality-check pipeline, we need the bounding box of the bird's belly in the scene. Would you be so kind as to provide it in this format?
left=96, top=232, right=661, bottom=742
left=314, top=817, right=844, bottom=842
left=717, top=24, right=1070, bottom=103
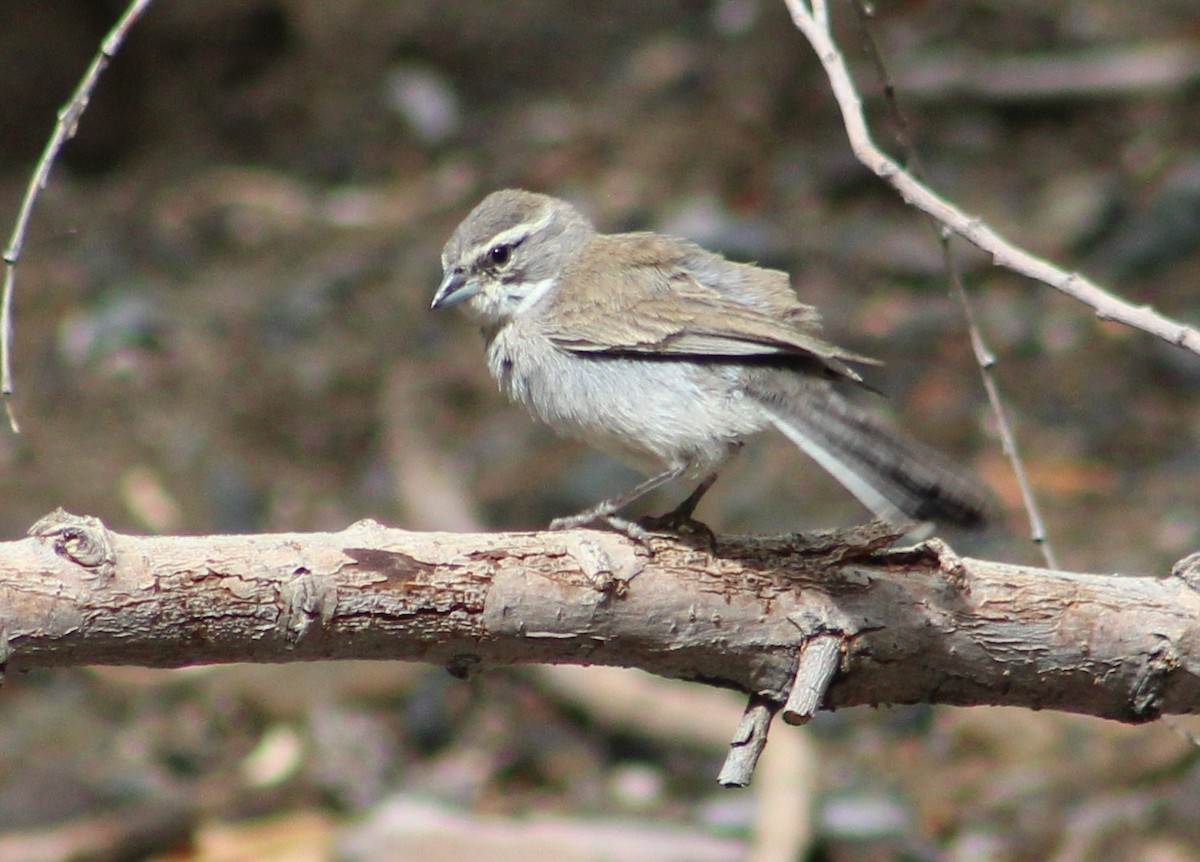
left=487, top=329, right=765, bottom=475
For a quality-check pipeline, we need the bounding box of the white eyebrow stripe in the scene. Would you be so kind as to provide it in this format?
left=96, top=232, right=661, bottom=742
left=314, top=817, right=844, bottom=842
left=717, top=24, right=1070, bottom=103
left=462, top=206, right=556, bottom=266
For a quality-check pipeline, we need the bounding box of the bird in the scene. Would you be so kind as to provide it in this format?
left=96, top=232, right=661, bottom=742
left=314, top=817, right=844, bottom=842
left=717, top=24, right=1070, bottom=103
left=432, top=188, right=989, bottom=536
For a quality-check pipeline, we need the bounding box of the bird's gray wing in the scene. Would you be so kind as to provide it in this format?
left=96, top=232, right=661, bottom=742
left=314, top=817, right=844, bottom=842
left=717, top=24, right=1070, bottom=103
left=541, top=233, right=878, bottom=382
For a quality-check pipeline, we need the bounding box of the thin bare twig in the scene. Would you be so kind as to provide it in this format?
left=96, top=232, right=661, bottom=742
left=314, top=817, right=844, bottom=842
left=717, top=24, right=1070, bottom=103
left=782, top=0, right=1200, bottom=359
left=946, top=235, right=1060, bottom=567
left=1, top=0, right=157, bottom=432
left=849, top=0, right=1060, bottom=568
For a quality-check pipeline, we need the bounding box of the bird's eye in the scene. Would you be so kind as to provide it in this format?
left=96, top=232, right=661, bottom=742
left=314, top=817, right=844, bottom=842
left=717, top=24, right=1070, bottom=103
left=487, top=244, right=511, bottom=267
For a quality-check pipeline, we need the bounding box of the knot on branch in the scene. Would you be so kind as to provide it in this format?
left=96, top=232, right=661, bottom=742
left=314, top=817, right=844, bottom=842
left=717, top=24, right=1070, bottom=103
left=277, top=566, right=339, bottom=647
left=1130, top=645, right=1177, bottom=722
left=28, top=508, right=116, bottom=577
left=879, top=534, right=969, bottom=591
left=1171, top=551, right=1200, bottom=593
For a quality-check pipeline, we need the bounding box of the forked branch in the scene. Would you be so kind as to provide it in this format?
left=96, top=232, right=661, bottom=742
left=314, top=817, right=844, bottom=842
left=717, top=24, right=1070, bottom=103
left=782, top=0, right=1200, bottom=357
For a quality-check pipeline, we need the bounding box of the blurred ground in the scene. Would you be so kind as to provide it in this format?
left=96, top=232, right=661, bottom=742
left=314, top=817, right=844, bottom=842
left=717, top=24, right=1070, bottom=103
left=1, top=1, right=1199, bottom=860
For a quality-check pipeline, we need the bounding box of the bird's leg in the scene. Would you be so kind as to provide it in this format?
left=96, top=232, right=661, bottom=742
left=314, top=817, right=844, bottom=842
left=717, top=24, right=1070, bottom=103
left=664, top=472, right=719, bottom=521
left=640, top=443, right=741, bottom=543
left=637, top=472, right=721, bottom=548
left=549, top=465, right=688, bottom=537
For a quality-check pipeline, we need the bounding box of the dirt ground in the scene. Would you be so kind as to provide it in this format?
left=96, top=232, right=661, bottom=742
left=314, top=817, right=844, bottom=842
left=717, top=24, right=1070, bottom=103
left=1, top=1, right=1200, bottom=860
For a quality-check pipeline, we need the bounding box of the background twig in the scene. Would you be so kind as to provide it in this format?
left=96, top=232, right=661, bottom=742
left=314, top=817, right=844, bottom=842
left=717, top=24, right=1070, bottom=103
left=848, top=0, right=1060, bottom=568
left=0, top=0, right=156, bottom=433
left=783, top=0, right=1200, bottom=359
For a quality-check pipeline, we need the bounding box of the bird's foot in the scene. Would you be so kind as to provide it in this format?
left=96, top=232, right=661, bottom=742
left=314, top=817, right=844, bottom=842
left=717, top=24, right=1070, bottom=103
left=549, top=512, right=654, bottom=544
left=549, top=500, right=717, bottom=550
left=636, top=510, right=717, bottom=552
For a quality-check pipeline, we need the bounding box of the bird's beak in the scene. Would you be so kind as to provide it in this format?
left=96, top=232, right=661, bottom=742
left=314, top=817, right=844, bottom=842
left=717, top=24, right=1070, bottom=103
left=431, top=269, right=480, bottom=309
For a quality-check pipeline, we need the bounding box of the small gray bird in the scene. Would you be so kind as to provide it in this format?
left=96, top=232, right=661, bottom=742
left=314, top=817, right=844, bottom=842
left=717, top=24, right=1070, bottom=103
left=433, top=189, right=988, bottom=534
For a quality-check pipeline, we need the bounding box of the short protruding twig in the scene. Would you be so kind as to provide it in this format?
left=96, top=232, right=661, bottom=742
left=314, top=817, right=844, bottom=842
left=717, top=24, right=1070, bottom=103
left=717, top=696, right=778, bottom=787
left=782, top=634, right=842, bottom=726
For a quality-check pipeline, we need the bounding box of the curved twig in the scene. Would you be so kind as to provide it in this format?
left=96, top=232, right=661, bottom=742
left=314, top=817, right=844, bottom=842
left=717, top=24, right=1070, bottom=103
left=1, top=0, right=157, bottom=432
left=782, top=0, right=1200, bottom=358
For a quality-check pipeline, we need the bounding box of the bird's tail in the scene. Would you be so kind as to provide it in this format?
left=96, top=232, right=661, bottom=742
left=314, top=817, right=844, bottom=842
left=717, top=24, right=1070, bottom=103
left=751, top=380, right=990, bottom=528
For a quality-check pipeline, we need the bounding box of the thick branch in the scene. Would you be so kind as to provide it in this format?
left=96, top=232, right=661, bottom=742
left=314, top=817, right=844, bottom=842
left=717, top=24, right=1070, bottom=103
left=2, top=513, right=1198, bottom=724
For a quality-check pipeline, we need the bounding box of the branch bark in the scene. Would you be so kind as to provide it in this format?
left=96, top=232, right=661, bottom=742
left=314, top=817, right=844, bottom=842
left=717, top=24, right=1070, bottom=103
left=3, top=511, right=1199, bottom=726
